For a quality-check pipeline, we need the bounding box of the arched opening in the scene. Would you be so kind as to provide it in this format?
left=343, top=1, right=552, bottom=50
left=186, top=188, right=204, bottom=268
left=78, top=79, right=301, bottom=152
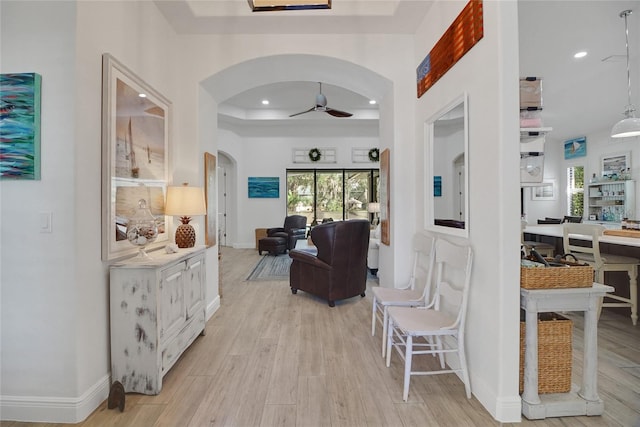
left=199, top=54, right=394, bottom=249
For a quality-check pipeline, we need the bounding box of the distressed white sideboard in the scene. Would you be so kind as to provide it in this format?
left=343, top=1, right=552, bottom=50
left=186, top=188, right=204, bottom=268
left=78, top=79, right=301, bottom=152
left=110, top=246, right=206, bottom=394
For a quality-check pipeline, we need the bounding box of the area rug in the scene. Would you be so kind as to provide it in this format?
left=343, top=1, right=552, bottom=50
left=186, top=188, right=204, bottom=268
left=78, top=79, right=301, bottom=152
left=246, top=253, right=379, bottom=282
left=246, top=254, right=293, bottom=281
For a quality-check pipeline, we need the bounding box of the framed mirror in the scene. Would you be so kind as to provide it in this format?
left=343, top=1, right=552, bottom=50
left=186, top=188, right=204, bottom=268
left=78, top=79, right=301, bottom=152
left=425, top=93, right=469, bottom=238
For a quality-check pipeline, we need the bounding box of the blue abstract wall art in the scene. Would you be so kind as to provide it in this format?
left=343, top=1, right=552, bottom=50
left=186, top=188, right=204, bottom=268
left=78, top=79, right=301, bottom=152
left=248, top=177, right=279, bottom=198
left=1, top=73, right=42, bottom=179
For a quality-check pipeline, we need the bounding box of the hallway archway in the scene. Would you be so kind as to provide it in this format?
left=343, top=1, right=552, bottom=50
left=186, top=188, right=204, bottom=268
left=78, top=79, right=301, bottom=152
left=200, top=54, right=394, bottom=249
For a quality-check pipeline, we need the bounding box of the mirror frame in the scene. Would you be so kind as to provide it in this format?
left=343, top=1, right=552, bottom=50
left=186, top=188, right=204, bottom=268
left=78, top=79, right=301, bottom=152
left=424, top=92, right=469, bottom=238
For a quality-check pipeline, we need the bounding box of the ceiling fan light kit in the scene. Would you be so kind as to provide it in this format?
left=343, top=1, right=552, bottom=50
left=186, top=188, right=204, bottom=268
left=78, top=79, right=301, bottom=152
left=290, top=82, right=353, bottom=118
left=611, top=9, right=640, bottom=138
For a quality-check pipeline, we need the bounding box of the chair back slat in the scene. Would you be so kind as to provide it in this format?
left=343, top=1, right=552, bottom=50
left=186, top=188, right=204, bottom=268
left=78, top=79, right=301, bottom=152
left=433, top=239, right=473, bottom=330
left=410, top=233, right=436, bottom=302
left=562, top=223, right=605, bottom=269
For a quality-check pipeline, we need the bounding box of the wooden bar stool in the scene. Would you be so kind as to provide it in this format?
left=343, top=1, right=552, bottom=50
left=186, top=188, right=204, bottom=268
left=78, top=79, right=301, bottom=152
left=563, top=223, right=638, bottom=325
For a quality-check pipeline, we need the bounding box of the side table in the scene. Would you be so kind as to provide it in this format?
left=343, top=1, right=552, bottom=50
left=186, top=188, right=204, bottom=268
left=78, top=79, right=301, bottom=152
left=255, top=228, right=268, bottom=250
left=520, top=283, right=613, bottom=420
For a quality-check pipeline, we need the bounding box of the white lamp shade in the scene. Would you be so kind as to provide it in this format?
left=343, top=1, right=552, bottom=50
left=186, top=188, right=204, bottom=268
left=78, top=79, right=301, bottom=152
left=367, top=202, right=380, bottom=213
left=165, top=185, right=206, bottom=216
left=611, top=116, right=640, bottom=138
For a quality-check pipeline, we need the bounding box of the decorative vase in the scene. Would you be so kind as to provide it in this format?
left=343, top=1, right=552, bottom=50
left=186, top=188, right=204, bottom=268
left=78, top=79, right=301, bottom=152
left=126, top=199, right=158, bottom=259
left=175, top=216, right=196, bottom=248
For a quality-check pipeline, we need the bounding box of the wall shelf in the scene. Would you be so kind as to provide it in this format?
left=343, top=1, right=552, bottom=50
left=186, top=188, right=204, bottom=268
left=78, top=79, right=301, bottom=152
left=520, top=127, right=553, bottom=138
left=587, top=180, right=635, bottom=222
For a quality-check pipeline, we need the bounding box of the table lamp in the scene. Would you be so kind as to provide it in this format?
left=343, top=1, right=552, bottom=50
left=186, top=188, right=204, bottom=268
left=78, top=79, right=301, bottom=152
left=165, top=183, right=206, bottom=248
left=367, top=202, right=380, bottom=225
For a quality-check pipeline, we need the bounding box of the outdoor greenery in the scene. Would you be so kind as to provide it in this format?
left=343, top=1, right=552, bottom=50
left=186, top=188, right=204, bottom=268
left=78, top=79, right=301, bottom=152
left=286, top=169, right=379, bottom=222
left=568, top=166, right=584, bottom=217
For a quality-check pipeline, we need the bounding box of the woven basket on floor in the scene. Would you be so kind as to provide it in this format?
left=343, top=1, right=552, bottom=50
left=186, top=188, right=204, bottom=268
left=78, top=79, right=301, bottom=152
left=519, top=313, right=572, bottom=394
left=520, top=259, right=593, bottom=289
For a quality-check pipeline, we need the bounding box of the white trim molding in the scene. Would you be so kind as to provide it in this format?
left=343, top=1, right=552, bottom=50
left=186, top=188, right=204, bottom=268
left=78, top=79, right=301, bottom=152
left=292, top=148, right=337, bottom=163
left=0, top=374, right=110, bottom=423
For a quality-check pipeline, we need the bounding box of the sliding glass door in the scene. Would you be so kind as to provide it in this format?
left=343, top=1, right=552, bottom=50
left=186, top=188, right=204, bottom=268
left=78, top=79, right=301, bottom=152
left=286, top=169, right=379, bottom=224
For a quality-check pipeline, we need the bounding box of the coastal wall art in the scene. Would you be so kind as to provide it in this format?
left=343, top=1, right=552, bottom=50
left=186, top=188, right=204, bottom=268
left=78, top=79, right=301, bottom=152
left=248, top=176, right=280, bottom=198
left=0, top=73, right=42, bottom=180
left=101, top=53, right=171, bottom=260
left=416, top=0, right=484, bottom=97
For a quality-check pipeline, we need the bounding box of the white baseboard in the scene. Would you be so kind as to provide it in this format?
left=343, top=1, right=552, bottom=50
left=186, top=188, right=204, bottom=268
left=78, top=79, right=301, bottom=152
left=0, top=374, right=110, bottom=423
left=494, top=395, right=522, bottom=422
left=471, top=373, right=522, bottom=422
left=206, top=295, right=221, bottom=321
left=1, top=300, right=221, bottom=424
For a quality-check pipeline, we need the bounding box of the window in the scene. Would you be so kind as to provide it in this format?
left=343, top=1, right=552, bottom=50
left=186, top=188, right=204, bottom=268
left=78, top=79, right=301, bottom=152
left=316, top=170, right=344, bottom=221
left=567, top=166, right=584, bottom=217
left=286, top=169, right=379, bottom=224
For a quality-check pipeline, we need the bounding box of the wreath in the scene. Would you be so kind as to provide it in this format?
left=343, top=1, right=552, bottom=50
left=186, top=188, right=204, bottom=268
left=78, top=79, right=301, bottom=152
left=308, top=148, right=322, bottom=162
left=368, top=148, right=380, bottom=162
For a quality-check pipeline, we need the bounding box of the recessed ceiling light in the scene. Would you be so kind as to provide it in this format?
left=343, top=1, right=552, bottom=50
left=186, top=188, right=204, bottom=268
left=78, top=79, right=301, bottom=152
left=262, top=99, right=269, bottom=105
left=138, top=93, right=147, bottom=98
left=574, top=51, right=587, bottom=59
left=369, top=100, right=377, bottom=105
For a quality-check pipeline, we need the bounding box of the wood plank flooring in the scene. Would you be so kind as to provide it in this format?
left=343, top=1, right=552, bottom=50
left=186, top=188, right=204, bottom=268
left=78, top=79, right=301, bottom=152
left=3, top=247, right=639, bottom=427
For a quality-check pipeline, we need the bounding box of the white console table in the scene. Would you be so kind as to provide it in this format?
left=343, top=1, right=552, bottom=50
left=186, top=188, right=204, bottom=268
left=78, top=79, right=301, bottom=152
left=110, top=246, right=206, bottom=395
left=520, top=284, right=613, bottom=420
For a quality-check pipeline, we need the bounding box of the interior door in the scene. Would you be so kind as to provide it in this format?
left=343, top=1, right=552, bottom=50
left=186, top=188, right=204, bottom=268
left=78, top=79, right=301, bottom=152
left=217, top=163, right=227, bottom=246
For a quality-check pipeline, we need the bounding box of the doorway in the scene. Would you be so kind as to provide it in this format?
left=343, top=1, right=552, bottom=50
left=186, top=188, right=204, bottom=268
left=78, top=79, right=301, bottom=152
left=217, top=151, right=235, bottom=247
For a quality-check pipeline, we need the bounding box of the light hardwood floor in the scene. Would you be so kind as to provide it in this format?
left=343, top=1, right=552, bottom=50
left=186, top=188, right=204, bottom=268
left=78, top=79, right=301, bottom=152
left=3, top=247, right=639, bottom=427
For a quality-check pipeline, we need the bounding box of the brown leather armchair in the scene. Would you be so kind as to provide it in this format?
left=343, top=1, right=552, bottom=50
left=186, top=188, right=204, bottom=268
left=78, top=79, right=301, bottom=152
left=267, top=215, right=307, bottom=250
left=289, top=219, right=370, bottom=307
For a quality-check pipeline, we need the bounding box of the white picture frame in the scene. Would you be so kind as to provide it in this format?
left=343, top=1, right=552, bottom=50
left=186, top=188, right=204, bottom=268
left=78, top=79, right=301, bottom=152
left=531, top=180, right=556, bottom=201
left=101, top=54, right=172, bottom=261
left=601, top=151, right=631, bottom=180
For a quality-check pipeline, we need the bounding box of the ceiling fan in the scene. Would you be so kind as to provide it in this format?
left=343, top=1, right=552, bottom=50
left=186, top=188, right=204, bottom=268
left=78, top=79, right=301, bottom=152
left=289, top=82, right=353, bottom=118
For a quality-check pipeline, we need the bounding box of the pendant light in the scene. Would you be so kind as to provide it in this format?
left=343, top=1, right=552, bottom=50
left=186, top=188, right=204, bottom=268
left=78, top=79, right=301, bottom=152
left=611, top=10, right=640, bottom=138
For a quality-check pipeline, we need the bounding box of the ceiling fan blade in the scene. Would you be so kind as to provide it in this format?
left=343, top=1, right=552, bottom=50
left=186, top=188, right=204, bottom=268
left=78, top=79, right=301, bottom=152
left=289, top=106, right=316, bottom=117
left=325, top=108, right=353, bottom=118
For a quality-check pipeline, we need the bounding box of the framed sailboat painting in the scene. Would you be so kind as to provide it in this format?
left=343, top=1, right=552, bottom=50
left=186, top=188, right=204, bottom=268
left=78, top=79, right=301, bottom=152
left=101, top=53, right=171, bottom=260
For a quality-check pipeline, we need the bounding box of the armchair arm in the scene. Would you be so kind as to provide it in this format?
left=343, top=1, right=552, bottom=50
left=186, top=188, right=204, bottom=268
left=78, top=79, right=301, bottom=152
left=267, top=227, right=285, bottom=236
left=289, top=228, right=306, bottom=237
left=289, top=249, right=331, bottom=271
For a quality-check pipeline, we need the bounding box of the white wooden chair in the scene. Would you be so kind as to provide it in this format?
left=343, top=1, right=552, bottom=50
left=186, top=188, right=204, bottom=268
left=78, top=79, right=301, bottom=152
left=386, top=238, right=473, bottom=401
left=370, top=232, right=436, bottom=357
left=563, top=223, right=638, bottom=325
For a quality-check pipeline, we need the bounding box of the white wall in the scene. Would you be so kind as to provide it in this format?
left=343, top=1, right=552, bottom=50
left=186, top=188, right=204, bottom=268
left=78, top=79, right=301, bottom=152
left=524, top=129, right=640, bottom=222
left=0, top=1, right=213, bottom=422
left=181, top=49, right=418, bottom=287
left=1, top=0, right=525, bottom=423
left=414, top=1, right=522, bottom=422
left=1, top=0, right=79, bottom=409
left=219, top=128, right=380, bottom=248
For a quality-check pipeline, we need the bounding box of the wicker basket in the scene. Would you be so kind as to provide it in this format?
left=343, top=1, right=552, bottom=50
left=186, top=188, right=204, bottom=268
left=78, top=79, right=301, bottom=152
left=520, top=259, right=593, bottom=289
left=519, top=313, right=572, bottom=394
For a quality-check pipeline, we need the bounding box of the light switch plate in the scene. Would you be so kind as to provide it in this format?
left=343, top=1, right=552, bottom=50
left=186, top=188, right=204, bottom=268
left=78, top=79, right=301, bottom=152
left=39, top=211, right=52, bottom=233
